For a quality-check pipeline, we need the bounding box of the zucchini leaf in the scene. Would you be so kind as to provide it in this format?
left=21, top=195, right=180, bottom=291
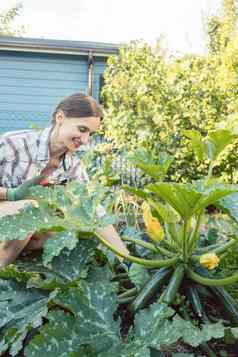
left=25, top=277, right=120, bottom=356
left=147, top=181, right=237, bottom=220
left=42, top=230, right=78, bottom=266
left=0, top=279, right=56, bottom=356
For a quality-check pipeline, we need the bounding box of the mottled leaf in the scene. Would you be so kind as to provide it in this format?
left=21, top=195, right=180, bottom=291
left=26, top=278, right=120, bottom=356
left=50, top=239, right=96, bottom=281
left=0, top=279, right=56, bottom=356
left=129, top=263, right=150, bottom=289
left=0, top=205, right=64, bottom=241
left=42, top=230, right=78, bottom=266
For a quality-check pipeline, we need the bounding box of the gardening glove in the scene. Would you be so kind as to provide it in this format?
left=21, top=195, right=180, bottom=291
left=6, top=175, right=46, bottom=201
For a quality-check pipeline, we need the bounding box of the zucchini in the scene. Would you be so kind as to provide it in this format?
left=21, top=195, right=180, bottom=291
left=159, top=264, right=185, bottom=305
left=112, top=273, right=129, bottom=281
left=129, top=267, right=172, bottom=314
left=181, top=296, right=216, bottom=357
left=118, top=287, right=137, bottom=299
left=195, top=266, right=238, bottom=326
left=118, top=296, right=135, bottom=304
left=209, top=286, right=238, bottom=326
left=199, top=342, right=217, bottom=357
left=186, top=284, right=209, bottom=323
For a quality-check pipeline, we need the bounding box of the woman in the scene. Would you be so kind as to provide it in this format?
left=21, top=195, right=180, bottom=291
left=0, top=92, right=129, bottom=267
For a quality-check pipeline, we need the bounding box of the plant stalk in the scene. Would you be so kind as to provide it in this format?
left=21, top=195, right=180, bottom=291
left=187, top=212, right=203, bottom=255
left=118, top=287, right=137, bottom=299
left=95, top=232, right=178, bottom=268
left=187, top=267, right=238, bottom=286
left=191, top=239, right=236, bottom=262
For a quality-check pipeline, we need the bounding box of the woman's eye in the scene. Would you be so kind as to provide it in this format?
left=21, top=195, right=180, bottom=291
left=78, top=127, right=87, bottom=133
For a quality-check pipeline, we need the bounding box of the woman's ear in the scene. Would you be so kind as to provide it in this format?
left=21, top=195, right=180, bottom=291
left=55, top=110, right=64, bottom=126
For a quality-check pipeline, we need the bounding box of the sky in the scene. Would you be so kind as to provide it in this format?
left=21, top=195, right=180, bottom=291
left=0, top=0, right=222, bottom=55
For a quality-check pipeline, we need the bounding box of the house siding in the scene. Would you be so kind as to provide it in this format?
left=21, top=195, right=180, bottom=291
left=0, top=50, right=107, bottom=132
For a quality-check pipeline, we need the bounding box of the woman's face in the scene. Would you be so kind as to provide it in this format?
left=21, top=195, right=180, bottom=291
left=55, top=110, right=101, bottom=153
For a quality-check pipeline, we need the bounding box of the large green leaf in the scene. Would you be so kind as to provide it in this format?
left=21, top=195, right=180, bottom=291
left=184, top=129, right=235, bottom=163
left=147, top=182, right=201, bottom=220
left=134, top=302, right=226, bottom=349
left=147, top=181, right=237, bottom=220
left=0, top=205, right=65, bottom=241
left=128, top=149, right=173, bottom=179
left=103, top=302, right=228, bottom=356
left=205, top=129, right=236, bottom=161
left=25, top=277, right=120, bottom=356
left=128, top=263, right=150, bottom=289
left=123, top=185, right=151, bottom=200
left=183, top=129, right=208, bottom=161
left=162, top=315, right=224, bottom=347
left=0, top=279, right=56, bottom=356
left=0, top=182, right=116, bottom=245
left=48, top=239, right=97, bottom=281
left=42, top=230, right=78, bottom=266
left=148, top=198, right=180, bottom=223
left=193, top=180, right=238, bottom=214
left=217, top=191, right=238, bottom=223
left=15, top=239, right=97, bottom=286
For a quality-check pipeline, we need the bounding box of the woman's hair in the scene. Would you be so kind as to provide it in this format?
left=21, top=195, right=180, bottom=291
left=51, top=93, right=103, bottom=125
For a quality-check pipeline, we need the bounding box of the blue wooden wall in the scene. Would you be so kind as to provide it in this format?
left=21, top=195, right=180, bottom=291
left=0, top=50, right=107, bottom=133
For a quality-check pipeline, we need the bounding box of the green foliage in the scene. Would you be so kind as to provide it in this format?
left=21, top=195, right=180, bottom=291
left=1, top=165, right=238, bottom=354
left=0, top=3, right=27, bottom=36
left=0, top=182, right=117, bottom=266
left=128, top=263, right=150, bottom=289
left=147, top=180, right=237, bottom=221
left=101, top=3, right=238, bottom=182
left=26, top=278, right=120, bottom=356
left=0, top=238, right=97, bottom=356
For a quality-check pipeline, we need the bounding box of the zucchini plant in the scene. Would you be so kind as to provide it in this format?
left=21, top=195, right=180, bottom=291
left=1, top=181, right=236, bottom=356
left=99, top=128, right=238, bottom=330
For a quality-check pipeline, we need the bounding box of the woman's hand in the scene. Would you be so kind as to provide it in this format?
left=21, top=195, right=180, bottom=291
left=6, top=175, right=46, bottom=201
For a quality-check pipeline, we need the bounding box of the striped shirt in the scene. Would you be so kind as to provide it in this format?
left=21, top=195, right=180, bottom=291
left=0, top=127, right=88, bottom=188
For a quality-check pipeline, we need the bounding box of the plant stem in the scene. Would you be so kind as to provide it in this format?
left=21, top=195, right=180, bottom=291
left=111, top=273, right=129, bottom=281
left=94, top=232, right=178, bottom=268
left=122, top=237, right=174, bottom=258
left=191, top=239, right=236, bottom=262
left=118, top=296, right=135, bottom=304
left=161, top=239, right=177, bottom=253
left=207, top=162, right=213, bottom=179
left=182, top=220, right=188, bottom=262
left=187, top=212, right=203, bottom=255
left=118, top=287, right=137, bottom=299
left=122, top=237, right=157, bottom=252
left=187, top=267, right=238, bottom=286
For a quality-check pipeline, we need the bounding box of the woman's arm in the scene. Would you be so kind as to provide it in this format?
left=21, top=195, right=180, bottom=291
left=0, top=187, right=7, bottom=200
left=0, top=199, right=36, bottom=268
left=0, top=235, right=33, bottom=268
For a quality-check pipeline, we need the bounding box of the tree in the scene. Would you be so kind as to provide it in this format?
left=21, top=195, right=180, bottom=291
left=207, top=0, right=237, bottom=53
left=0, top=2, right=26, bottom=36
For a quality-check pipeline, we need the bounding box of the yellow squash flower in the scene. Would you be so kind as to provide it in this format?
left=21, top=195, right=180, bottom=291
left=200, top=252, right=220, bottom=270
left=142, top=202, right=164, bottom=243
